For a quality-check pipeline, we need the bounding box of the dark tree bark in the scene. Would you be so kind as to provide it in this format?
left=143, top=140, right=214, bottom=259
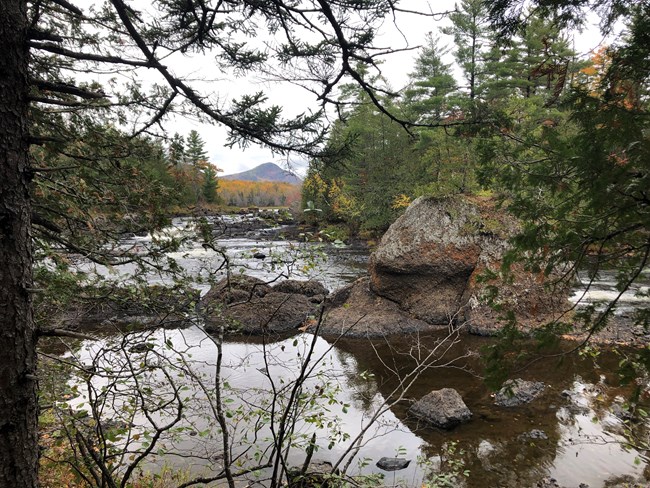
left=0, top=0, right=39, bottom=486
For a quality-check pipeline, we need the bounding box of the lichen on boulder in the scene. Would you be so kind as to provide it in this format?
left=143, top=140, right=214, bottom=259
left=325, top=196, right=570, bottom=337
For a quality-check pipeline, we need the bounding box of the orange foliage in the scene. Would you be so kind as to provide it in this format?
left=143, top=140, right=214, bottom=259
left=218, top=179, right=302, bottom=207
left=579, top=46, right=641, bottom=110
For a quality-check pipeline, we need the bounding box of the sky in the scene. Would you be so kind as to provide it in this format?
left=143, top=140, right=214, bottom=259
left=150, top=0, right=608, bottom=177
left=164, top=0, right=460, bottom=176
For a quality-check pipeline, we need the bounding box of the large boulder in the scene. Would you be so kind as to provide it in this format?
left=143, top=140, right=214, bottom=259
left=368, top=196, right=569, bottom=334
left=203, top=291, right=315, bottom=335
left=273, top=279, right=329, bottom=302
left=370, top=198, right=484, bottom=324
left=319, top=278, right=440, bottom=337
left=202, top=275, right=272, bottom=305
left=409, top=388, right=472, bottom=429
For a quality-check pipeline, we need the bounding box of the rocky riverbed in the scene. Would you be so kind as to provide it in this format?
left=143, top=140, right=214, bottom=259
left=38, top=202, right=650, bottom=488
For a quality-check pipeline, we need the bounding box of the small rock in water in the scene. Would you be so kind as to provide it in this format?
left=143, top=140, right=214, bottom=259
left=376, top=457, right=411, bottom=471
left=494, top=378, right=545, bottom=407
left=535, top=477, right=562, bottom=488
left=129, top=342, right=153, bottom=353
left=253, top=252, right=266, bottom=259
left=518, top=429, right=548, bottom=441
left=409, top=388, right=472, bottom=429
left=610, top=402, right=633, bottom=421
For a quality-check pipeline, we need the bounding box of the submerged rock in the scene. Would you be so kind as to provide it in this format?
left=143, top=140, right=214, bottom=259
left=535, top=478, right=563, bottom=488
left=409, top=388, right=472, bottom=429
left=519, top=429, right=548, bottom=441
left=495, top=379, right=545, bottom=407
left=376, top=457, right=411, bottom=471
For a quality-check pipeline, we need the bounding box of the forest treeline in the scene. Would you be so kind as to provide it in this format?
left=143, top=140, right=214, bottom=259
left=39, top=125, right=303, bottom=224
left=218, top=179, right=302, bottom=208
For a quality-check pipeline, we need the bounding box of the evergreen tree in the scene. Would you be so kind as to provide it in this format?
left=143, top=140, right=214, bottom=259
left=202, top=163, right=220, bottom=203
left=442, top=0, right=492, bottom=101
left=481, top=1, right=650, bottom=337
left=1, top=1, right=436, bottom=485
left=518, top=12, right=576, bottom=101
left=403, top=33, right=458, bottom=122
left=186, top=130, right=208, bottom=166
left=167, top=132, right=186, bottom=166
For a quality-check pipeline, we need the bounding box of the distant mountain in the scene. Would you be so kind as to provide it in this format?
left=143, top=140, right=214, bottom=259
left=221, top=162, right=302, bottom=184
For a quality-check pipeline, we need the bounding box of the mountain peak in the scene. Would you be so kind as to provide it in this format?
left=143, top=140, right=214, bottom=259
left=221, top=162, right=302, bottom=184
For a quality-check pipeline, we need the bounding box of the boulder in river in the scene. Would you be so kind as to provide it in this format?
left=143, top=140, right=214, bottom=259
left=272, top=279, right=329, bottom=298
left=369, top=198, right=485, bottom=325
left=409, top=388, right=472, bottom=429
left=494, top=378, right=545, bottom=407
left=201, top=275, right=326, bottom=335
left=326, top=196, right=570, bottom=337
left=202, top=275, right=272, bottom=304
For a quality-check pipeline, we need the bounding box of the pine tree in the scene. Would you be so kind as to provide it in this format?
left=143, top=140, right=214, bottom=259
left=202, top=164, right=220, bottom=203
left=442, top=0, right=492, bottom=101
left=403, top=33, right=458, bottom=122
left=167, top=133, right=186, bottom=166
left=186, top=130, right=208, bottom=166
left=1, top=1, right=437, bottom=485
left=481, top=1, right=650, bottom=336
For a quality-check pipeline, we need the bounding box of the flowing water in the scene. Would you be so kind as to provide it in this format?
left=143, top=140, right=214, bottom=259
left=53, top=216, right=650, bottom=487
left=78, top=215, right=368, bottom=294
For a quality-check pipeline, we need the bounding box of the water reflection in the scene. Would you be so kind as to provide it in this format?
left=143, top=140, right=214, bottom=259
left=334, top=333, right=647, bottom=487
left=56, top=327, right=648, bottom=487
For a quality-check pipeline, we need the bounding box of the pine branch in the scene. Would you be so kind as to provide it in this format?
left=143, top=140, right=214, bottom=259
left=32, top=79, right=107, bottom=99
left=49, top=0, right=83, bottom=16
left=27, top=28, right=64, bottom=42
left=28, top=41, right=158, bottom=68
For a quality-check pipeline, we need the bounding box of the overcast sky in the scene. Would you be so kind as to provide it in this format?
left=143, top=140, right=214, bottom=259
left=155, top=0, right=608, bottom=177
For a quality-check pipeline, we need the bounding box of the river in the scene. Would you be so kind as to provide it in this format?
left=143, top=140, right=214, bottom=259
left=48, top=215, right=650, bottom=487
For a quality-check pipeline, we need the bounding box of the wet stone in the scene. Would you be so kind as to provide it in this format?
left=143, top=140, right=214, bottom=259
left=495, top=378, right=545, bottom=407
left=518, top=429, right=548, bottom=441
left=376, top=457, right=411, bottom=471
left=409, top=388, right=472, bottom=429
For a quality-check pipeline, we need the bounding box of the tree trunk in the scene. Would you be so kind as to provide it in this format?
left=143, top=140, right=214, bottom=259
left=0, top=0, right=39, bottom=486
